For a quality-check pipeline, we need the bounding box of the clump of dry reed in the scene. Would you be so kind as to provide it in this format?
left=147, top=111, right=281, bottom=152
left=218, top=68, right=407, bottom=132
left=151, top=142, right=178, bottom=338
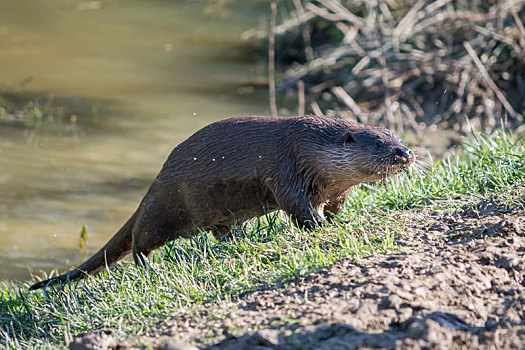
left=245, top=0, right=525, bottom=134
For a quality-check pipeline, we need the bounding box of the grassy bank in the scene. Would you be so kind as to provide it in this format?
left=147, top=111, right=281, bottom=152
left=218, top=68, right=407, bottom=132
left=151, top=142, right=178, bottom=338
left=1, top=126, right=524, bottom=349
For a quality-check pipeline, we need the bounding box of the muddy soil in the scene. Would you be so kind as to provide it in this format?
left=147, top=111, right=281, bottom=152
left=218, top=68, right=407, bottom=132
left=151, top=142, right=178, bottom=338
left=70, top=188, right=525, bottom=350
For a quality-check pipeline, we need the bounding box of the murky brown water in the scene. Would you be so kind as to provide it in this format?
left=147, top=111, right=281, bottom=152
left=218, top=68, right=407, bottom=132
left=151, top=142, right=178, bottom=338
left=0, top=0, right=269, bottom=280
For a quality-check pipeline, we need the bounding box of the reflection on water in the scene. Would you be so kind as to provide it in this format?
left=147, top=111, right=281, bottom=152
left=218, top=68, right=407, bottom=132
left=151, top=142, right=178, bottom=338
left=0, top=0, right=269, bottom=280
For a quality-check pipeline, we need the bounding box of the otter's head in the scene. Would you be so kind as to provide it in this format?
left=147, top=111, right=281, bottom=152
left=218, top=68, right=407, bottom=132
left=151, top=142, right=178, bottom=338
left=309, top=120, right=415, bottom=186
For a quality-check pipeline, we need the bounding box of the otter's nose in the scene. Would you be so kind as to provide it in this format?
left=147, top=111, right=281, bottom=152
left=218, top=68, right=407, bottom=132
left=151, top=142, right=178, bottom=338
left=394, top=147, right=415, bottom=163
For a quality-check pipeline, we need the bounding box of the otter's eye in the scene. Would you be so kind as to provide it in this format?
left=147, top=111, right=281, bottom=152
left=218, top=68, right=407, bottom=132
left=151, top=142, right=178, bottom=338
left=344, top=133, right=356, bottom=146
left=376, top=140, right=384, bottom=148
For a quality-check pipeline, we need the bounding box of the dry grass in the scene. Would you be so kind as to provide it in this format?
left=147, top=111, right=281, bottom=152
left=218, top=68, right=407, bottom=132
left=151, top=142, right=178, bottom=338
left=244, top=0, right=525, bottom=134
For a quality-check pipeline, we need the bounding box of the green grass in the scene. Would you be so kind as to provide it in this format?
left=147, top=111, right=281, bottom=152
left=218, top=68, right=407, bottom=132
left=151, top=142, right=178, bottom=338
left=1, top=127, right=524, bottom=348
left=0, top=98, right=72, bottom=128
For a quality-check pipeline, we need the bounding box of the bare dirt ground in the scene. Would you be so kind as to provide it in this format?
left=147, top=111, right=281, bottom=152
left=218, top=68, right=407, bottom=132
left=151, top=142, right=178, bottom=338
left=70, top=187, right=525, bottom=350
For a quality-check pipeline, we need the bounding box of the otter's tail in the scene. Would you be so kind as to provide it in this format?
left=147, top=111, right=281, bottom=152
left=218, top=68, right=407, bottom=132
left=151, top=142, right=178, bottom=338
left=29, top=212, right=138, bottom=291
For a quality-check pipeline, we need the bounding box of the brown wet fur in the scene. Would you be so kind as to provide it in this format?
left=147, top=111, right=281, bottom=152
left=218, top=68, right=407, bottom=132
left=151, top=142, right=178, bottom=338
left=29, top=115, right=414, bottom=290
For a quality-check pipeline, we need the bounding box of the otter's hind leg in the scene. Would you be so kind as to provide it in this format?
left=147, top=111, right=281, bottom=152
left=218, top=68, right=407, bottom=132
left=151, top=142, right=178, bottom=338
left=131, top=206, right=182, bottom=267
left=210, top=225, right=231, bottom=240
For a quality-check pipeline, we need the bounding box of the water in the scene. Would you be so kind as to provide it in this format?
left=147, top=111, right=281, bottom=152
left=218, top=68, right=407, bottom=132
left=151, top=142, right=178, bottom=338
left=0, top=0, right=269, bottom=280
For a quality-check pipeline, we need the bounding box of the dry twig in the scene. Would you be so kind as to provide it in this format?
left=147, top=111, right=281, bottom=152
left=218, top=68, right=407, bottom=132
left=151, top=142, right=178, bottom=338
left=269, top=0, right=278, bottom=117
left=464, top=41, right=520, bottom=121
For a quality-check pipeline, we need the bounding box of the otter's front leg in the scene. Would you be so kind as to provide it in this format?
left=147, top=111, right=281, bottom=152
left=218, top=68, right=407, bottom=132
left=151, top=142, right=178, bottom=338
left=285, top=208, right=323, bottom=231
left=292, top=207, right=323, bottom=230
left=274, top=188, right=324, bottom=230
left=323, top=189, right=353, bottom=224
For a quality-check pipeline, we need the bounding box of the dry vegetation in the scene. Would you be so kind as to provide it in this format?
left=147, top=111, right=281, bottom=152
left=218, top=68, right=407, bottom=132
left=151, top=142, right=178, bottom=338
left=244, top=0, right=525, bottom=134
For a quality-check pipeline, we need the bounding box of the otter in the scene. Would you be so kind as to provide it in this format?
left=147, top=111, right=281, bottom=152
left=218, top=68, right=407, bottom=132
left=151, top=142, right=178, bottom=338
left=29, top=115, right=414, bottom=290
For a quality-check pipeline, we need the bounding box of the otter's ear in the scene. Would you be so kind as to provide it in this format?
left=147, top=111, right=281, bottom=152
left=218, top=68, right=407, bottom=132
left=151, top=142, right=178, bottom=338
left=343, top=133, right=357, bottom=146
